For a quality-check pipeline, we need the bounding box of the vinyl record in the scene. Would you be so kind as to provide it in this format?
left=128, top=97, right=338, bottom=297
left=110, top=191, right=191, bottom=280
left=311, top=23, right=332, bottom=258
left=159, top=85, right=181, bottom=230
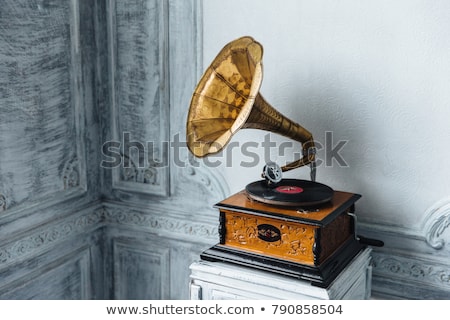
left=245, top=179, right=334, bottom=207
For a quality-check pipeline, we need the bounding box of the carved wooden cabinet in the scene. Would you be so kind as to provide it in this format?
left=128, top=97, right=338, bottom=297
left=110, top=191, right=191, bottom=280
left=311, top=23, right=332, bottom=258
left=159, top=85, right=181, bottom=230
left=201, top=190, right=366, bottom=287
left=190, top=248, right=372, bottom=300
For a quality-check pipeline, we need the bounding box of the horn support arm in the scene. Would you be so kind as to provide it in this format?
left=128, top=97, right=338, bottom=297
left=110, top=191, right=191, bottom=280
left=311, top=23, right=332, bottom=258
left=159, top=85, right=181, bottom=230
left=243, top=94, right=317, bottom=180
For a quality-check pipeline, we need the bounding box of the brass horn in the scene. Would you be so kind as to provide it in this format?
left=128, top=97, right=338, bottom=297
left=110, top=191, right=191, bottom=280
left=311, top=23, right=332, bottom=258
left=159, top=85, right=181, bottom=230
left=186, top=36, right=316, bottom=180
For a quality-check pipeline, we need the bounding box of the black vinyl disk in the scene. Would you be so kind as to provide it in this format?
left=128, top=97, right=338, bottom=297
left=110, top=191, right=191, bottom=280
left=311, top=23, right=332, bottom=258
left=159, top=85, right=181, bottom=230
left=245, top=179, right=334, bottom=207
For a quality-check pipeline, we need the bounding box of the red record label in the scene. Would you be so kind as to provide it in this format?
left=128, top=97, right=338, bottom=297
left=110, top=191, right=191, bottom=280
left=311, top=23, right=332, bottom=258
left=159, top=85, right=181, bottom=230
left=275, top=185, right=304, bottom=194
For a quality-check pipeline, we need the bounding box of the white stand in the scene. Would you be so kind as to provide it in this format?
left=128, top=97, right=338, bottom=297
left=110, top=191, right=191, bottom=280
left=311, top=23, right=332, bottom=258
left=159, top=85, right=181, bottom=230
left=190, top=248, right=372, bottom=300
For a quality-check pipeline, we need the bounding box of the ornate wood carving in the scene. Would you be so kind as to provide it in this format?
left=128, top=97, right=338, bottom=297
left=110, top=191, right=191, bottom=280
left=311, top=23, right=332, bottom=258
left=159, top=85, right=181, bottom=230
left=223, top=211, right=316, bottom=265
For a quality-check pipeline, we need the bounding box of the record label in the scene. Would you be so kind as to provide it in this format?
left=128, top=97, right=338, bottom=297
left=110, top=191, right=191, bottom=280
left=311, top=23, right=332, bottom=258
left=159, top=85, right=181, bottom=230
left=275, top=186, right=304, bottom=194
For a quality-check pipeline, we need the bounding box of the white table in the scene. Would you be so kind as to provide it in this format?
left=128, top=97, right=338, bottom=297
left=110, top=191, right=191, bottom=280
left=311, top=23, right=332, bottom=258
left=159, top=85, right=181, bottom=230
left=190, top=248, right=372, bottom=300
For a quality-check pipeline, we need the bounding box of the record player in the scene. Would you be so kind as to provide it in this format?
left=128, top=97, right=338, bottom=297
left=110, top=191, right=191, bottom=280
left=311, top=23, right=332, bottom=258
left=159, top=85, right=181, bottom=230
left=186, top=36, right=382, bottom=287
left=201, top=189, right=363, bottom=287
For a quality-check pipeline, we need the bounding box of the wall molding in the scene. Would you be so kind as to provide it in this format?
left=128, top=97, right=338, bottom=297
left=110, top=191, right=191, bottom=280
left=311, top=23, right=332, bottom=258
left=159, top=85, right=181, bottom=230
left=107, top=0, right=170, bottom=196
left=372, top=251, right=450, bottom=289
left=371, top=250, right=450, bottom=299
left=0, top=245, right=93, bottom=299
left=360, top=197, right=450, bottom=249
left=0, top=204, right=103, bottom=268
left=63, top=156, right=81, bottom=190
left=422, top=197, right=450, bottom=250
left=360, top=196, right=450, bottom=299
left=112, top=238, right=170, bottom=299
left=102, top=203, right=218, bottom=243
left=0, top=194, right=6, bottom=213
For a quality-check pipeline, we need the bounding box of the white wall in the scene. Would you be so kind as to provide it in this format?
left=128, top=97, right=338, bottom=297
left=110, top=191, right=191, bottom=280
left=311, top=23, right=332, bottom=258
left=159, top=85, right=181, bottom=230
left=202, top=0, right=450, bottom=230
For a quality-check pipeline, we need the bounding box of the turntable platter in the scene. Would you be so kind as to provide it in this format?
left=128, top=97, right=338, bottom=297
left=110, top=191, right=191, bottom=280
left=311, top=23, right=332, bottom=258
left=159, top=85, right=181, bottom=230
left=246, top=179, right=334, bottom=207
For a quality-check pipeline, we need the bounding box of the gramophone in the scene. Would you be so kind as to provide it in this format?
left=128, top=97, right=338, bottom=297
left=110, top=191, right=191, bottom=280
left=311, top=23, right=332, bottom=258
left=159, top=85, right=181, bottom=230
left=186, top=36, right=381, bottom=287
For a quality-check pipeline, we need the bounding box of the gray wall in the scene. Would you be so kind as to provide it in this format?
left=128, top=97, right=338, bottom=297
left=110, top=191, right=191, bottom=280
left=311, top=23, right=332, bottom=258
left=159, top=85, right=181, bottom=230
left=100, top=0, right=226, bottom=299
left=0, top=0, right=223, bottom=300
left=1, top=0, right=449, bottom=300
left=0, top=0, right=104, bottom=299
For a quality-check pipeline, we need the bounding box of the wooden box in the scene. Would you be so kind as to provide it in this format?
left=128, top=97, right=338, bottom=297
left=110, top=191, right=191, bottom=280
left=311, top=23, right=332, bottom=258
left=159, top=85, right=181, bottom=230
left=201, top=190, right=365, bottom=287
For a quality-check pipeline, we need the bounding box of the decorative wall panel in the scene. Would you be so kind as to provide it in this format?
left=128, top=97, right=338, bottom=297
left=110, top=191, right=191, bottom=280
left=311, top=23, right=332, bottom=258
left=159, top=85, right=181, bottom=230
left=0, top=0, right=86, bottom=215
left=0, top=246, right=92, bottom=299
left=113, top=238, right=170, bottom=300
left=107, top=0, right=170, bottom=196
left=0, top=0, right=101, bottom=300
